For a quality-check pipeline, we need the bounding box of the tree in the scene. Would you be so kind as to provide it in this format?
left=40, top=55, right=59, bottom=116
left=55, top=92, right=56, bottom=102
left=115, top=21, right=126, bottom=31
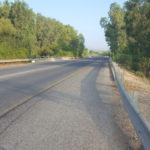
left=0, top=0, right=10, bottom=18
left=0, top=18, right=16, bottom=36
left=10, top=0, right=36, bottom=57
left=0, top=0, right=86, bottom=59
left=100, top=3, right=127, bottom=56
left=100, top=0, right=150, bottom=77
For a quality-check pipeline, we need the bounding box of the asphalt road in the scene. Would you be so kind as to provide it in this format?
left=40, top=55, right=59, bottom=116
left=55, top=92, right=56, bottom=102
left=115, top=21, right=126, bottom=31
left=0, top=59, right=92, bottom=113
left=0, top=57, right=131, bottom=150
left=0, top=60, right=78, bottom=77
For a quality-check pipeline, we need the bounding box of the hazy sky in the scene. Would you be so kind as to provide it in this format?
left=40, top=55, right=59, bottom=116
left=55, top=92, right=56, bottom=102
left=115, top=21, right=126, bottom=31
left=2, top=0, right=126, bottom=50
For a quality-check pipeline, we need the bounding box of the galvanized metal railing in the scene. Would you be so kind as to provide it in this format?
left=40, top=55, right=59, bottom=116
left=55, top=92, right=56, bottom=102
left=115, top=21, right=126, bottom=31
left=0, top=59, right=32, bottom=63
left=0, top=57, right=77, bottom=64
left=110, top=58, right=150, bottom=150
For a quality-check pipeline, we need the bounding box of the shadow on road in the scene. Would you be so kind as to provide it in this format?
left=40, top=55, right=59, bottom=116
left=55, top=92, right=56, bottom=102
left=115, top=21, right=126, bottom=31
left=80, top=58, right=138, bottom=150
left=0, top=147, right=7, bottom=150
left=41, top=57, right=132, bottom=149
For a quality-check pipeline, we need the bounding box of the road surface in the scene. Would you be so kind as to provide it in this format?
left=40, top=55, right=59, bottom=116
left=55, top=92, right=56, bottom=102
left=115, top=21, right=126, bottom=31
left=0, top=57, right=132, bottom=150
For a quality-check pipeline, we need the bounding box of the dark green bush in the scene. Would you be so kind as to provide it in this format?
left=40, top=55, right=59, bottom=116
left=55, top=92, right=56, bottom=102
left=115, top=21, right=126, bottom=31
left=115, top=53, right=132, bottom=69
left=138, top=57, right=150, bottom=78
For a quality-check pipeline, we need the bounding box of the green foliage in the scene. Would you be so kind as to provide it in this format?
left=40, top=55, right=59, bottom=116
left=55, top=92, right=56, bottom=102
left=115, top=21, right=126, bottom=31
left=100, top=0, right=150, bottom=78
left=0, top=0, right=10, bottom=18
left=82, top=48, right=89, bottom=57
left=89, top=50, right=109, bottom=57
left=89, top=50, right=99, bottom=56
left=100, top=3, right=127, bottom=54
left=99, top=51, right=110, bottom=56
left=0, top=18, right=16, bottom=35
left=0, top=46, right=29, bottom=59
left=0, top=0, right=86, bottom=59
left=113, top=53, right=132, bottom=69
left=55, top=50, right=74, bottom=57
left=134, top=71, right=145, bottom=78
left=138, top=57, right=150, bottom=78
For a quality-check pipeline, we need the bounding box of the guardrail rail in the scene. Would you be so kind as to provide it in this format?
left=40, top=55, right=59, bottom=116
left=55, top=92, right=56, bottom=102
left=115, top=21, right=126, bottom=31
left=0, top=57, right=78, bottom=64
left=0, top=59, right=32, bottom=63
left=109, top=58, right=150, bottom=150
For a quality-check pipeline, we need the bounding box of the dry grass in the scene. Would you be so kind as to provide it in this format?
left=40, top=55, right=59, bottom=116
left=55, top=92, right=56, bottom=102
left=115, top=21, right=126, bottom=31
left=119, top=67, right=150, bottom=123
left=114, top=102, right=143, bottom=150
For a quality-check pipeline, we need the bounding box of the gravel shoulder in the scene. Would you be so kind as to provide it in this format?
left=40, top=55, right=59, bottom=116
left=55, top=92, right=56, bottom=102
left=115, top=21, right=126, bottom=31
left=0, top=58, right=142, bottom=150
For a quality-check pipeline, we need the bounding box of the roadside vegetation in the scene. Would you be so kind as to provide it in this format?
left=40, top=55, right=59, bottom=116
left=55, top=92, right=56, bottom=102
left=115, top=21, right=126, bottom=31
left=100, top=0, right=150, bottom=78
left=89, top=50, right=110, bottom=57
left=0, top=0, right=88, bottom=59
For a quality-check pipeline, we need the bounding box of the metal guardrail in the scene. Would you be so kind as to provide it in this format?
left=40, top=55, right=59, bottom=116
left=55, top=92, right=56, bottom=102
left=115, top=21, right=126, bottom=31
left=0, top=59, right=32, bottom=63
left=110, top=58, right=150, bottom=150
left=0, top=57, right=77, bottom=64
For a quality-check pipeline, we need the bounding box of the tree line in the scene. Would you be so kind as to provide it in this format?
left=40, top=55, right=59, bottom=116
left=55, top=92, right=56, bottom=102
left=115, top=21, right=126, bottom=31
left=100, top=0, right=150, bottom=78
left=0, top=0, right=88, bottom=59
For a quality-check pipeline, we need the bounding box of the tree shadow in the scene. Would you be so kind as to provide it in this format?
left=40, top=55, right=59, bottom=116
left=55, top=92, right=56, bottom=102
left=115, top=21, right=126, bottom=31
left=41, top=58, right=132, bottom=149
left=79, top=59, right=133, bottom=149
left=0, top=147, right=7, bottom=150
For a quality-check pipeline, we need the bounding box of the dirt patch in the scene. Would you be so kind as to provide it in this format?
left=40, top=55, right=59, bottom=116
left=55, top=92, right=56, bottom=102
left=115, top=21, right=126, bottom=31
left=113, top=99, right=143, bottom=150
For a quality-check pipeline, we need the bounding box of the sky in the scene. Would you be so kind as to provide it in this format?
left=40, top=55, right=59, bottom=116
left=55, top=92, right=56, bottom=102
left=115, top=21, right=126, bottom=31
left=1, top=0, right=126, bottom=51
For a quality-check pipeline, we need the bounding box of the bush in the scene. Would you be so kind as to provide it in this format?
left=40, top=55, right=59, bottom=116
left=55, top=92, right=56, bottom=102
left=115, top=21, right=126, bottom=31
left=55, top=50, right=74, bottom=57
left=0, top=44, right=29, bottom=59
left=134, top=71, right=145, bottom=78
left=138, top=57, right=150, bottom=78
left=114, top=53, right=132, bottom=69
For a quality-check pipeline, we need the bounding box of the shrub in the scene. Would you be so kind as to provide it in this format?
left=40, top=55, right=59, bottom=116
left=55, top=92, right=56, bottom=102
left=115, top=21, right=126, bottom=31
left=138, top=57, right=150, bottom=78
left=55, top=50, right=74, bottom=57
left=115, top=53, right=132, bottom=69
left=134, top=71, right=145, bottom=78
